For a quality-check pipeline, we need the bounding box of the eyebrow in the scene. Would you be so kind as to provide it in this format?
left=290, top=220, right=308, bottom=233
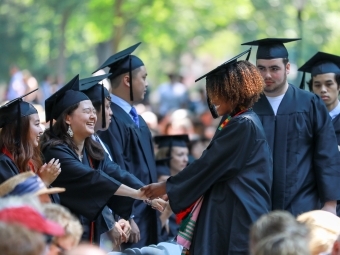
left=257, top=65, right=281, bottom=68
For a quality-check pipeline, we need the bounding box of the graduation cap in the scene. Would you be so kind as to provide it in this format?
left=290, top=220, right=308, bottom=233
left=93, top=42, right=144, bottom=102
left=79, top=73, right=111, bottom=129
left=241, top=38, right=301, bottom=59
left=45, top=75, right=89, bottom=130
left=195, top=48, right=252, bottom=118
left=155, top=158, right=171, bottom=177
left=154, top=135, right=189, bottom=159
left=0, top=89, right=38, bottom=148
left=298, top=52, right=340, bottom=89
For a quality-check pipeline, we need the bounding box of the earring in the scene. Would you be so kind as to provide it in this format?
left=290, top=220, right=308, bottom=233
left=67, top=125, right=73, bottom=137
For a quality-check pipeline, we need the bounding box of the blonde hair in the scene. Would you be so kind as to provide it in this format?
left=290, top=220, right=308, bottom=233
left=297, top=210, right=340, bottom=255
left=0, top=222, right=45, bottom=255
left=254, top=233, right=310, bottom=255
left=42, top=203, right=83, bottom=245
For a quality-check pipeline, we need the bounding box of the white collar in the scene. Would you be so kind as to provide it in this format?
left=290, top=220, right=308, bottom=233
left=110, top=93, right=132, bottom=115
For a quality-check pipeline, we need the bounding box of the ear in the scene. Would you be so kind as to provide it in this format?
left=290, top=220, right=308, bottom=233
left=286, top=62, right=290, bottom=75
left=65, top=114, right=71, bottom=125
left=332, top=240, right=340, bottom=255
left=122, top=74, right=131, bottom=88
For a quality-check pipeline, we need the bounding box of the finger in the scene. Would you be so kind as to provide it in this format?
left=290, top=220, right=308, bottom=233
left=53, top=159, right=59, bottom=165
left=137, top=232, right=141, bottom=242
left=48, top=158, right=55, bottom=166
left=39, top=163, right=47, bottom=173
left=162, top=194, right=169, bottom=201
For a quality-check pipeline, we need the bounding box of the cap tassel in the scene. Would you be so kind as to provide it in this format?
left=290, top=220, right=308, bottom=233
left=15, top=100, right=21, bottom=152
left=207, top=95, right=219, bottom=119
left=50, top=98, right=57, bottom=134
left=299, top=72, right=306, bottom=90
left=166, top=139, right=173, bottom=158
left=246, top=47, right=252, bottom=61
left=101, top=85, right=106, bottom=129
left=129, top=56, right=134, bottom=101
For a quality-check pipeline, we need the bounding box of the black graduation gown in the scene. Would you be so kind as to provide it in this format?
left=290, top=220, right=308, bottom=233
left=332, top=114, right=340, bottom=145
left=253, top=85, right=340, bottom=216
left=159, top=214, right=178, bottom=242
left=99, top=102, right=161, bottom=248
left=0, top=153, right=60, bottom=203
left=166, top=110, right=273, bottom=255
left=42, top=144, right=136, bottom=243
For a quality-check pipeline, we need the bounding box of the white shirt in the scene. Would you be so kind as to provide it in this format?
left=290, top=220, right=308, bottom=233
left=266, top=94, right=285, bottom=115
left=329, top=100, right=340, bottom=120
left=110, top=93, right=135, bottom=121
left=91, top=134, right=112, bottom=161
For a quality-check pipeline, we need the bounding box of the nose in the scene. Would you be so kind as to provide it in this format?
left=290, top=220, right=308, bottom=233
left=109, top=108, right=113, bottom=116
left=320, top=85, right=327, bottom=93
left=183, top=155, right=188, bottom=164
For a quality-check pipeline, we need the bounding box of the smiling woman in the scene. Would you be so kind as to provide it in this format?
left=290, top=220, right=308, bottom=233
left=0, top=90, right=61, bottom=189
left=39, top=75, right=159, bottom=245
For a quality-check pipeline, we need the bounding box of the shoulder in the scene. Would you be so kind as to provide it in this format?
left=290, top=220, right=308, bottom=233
left=0, top=153, right=15, bottom=165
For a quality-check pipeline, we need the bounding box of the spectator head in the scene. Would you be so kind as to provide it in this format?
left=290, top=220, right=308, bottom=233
left=297, top=210, right=340, bottom=255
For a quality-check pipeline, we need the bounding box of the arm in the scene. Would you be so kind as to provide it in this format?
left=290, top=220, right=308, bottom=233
left=312, top=96, right=340, bottom=210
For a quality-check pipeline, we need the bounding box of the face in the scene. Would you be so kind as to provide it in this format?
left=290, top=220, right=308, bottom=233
left=170, top=146, right=189, bottom=175
left=65, top=100, right=97, bottom=140
left=312, top=73, right=340, bottom=110
left=94, top=98, right=112, bottom=132
left=256, top=58, right=290, bottom=95
left=131, top=66, right=148, bottom=102
left=48, top=235, right=77, bottom=255
left=28, top=113, right=43, bottom=147
left=210, top=97, right=234, bottom=116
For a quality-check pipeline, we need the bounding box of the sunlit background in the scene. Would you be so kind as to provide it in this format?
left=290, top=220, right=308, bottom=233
left=1, top=0, right=339, bottom=102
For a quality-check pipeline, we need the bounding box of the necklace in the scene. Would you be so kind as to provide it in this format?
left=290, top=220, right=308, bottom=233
left=218, top=109, right=248, bottom=130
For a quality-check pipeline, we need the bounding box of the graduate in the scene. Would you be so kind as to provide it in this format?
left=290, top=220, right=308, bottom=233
left=242, top=38, right=340, bottom=215
left=0, top=90, right=60, bottom=189
left=79, top=74, right=165, bottom=249
left=142, top=49, right=273, bottom=255
left=40, top=75, right=150, bottom=244
left=96, top=43, right=160, bottom=248
left=298, top=52, right=340, bottom=145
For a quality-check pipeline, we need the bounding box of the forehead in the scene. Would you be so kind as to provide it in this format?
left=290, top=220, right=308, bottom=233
left=313, top=73, right=336, bottom=81
left=29, top=113, right=40, bottom=121
left=137, top=65, right=147, bottom=75
left=78, top=100, right=94, bottom=109
left=256, top=58, right=284, bottom=67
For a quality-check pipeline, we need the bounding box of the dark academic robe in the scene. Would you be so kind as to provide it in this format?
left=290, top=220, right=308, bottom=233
left=99, top=102, right=160, bottom=248
left=332, top=114, right=340, bottom=145
left=42, top=144, right=137, bottom=243
left=0, top=153, right=60, bottom=203
left=253, top=85, right=340, bottom=216
left=159, top=214, right=178, bottom=242
left=166, top=110, right=273, bottom=255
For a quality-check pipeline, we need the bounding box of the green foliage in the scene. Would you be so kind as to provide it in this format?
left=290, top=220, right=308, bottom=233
left=1, top=0, right=340, bottom=88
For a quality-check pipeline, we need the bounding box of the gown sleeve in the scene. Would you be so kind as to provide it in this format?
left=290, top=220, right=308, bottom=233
left=166, top=116, right=257, bottom=213
left=311, top=96, right=340, bottom=203
left=43, top=145, right=122, bottom=220
left=0, top=156, right=20, bottom=183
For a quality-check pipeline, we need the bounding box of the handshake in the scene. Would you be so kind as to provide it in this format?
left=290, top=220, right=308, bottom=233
left=135, top=181, right=168, bottom=212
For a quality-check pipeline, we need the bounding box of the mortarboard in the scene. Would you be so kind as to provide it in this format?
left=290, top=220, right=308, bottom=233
left=0, top=89, right=38, bottom=148
left=154, top=134, right=189, bottom=149
left=155, top=158, right=171, bottom=177
left=241, top=38, right=301, bottom=59
left=93, top=42, right=144, bottom=102
left=45, top=75, right=89, bottom=131
left=80, top=73, right=111, bottom=129
left=195, top=48, right=252, bottom=118
left=298, top=52, right=340, bottom=90
left=0, top=172, right=65, bottom=198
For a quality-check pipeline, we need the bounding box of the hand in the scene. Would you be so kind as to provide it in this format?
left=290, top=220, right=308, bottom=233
left=129, top=218, right=141, bottom=243
left=140, top=182, right=167, bottom=200
left=145, top=198, right=167, bottom=212
left=322, top=201, right=337, bottom=215
left=133, top=189, right=147, bottom=200
left=118, top=219, right=131, bottom=242
left=39, top=158, right=61, bottom=186
left=107, top=222, right=127, bottom=246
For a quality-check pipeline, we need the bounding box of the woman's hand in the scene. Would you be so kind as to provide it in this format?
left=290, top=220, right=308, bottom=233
left=140, top=181, right=167, bottom=200
left=39, top=158, right=61, bottom=186
left=133, top=189, right=148, bottom=200
left=145, top=198, right=168, bottom=212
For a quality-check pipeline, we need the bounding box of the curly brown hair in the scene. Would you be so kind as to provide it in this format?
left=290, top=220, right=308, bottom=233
left=206, top=60, right=264, bottom=111
left=0, top=115, right=43, bottom=173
